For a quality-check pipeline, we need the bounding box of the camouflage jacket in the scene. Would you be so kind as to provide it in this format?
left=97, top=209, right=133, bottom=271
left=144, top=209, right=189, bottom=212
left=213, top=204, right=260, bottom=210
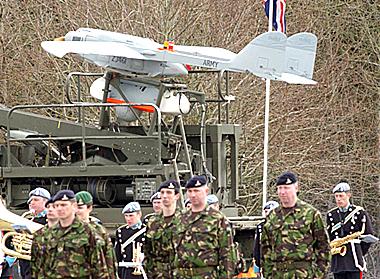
left=173, top=206, right=237, bottom=279
left=32, top=217, right=112, bottom=279
left=31, top=225, right=49, bottom=278
left=88, top=218, right=118, bottom=279
left=144, top=209, right=181, bottom=279
left=261, top=199, right=331, bottom=279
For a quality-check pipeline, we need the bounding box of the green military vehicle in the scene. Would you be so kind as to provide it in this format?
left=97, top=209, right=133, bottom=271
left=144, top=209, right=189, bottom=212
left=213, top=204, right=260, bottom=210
left=0, top=70, right=262, bottom=273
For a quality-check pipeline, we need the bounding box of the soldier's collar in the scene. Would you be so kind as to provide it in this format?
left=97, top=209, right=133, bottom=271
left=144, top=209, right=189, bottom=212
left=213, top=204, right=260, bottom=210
left=129, top=220, right=142, bottom=230
left=339, top=202, right=351, bottom=213
left=36, top=209, right=47, bottom=218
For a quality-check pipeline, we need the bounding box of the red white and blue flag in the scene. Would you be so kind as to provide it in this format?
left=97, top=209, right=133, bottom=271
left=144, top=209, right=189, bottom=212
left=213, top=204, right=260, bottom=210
left=263, top=0, right=286, bottom=33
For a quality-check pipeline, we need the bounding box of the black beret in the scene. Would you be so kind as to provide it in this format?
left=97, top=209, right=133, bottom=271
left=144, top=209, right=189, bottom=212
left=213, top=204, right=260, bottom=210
left=276, top=171, right=298, bottom=186
left=45, top=198, right=54, bottom=207
left=158, top=180, right=180, bottom=194
left=52, top=190, right=76, bottom=202
left=185, top=175, right=207, bottom=189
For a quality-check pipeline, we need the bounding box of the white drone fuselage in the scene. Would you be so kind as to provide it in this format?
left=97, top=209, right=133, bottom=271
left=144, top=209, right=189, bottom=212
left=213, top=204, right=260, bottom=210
left=42, top=27, right=318, bottom=84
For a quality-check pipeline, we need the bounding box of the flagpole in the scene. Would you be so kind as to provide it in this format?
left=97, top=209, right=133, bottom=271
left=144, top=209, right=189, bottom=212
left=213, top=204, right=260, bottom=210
left=262, top=0, right=274, bottom=211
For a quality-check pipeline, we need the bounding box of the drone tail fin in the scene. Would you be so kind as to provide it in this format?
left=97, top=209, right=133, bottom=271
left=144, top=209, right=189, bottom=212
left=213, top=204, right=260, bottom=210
left=278, top=32, right=318, bottom=84
left=228, top=31, right=287, bottom=79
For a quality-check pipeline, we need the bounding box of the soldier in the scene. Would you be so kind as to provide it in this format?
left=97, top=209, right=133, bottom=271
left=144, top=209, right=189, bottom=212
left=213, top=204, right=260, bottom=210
left=143, top=192, right=162, bottom=224
left=75, top=191, right=118, bottom=279
left=261, top=171, right=331, bottom=279
left=114, top=202, right=146, bottom=279
left=33, top=189, right=112, bottom=278
left=173, top=175, right=237, bottom=279
left=206, top=194, right=220, bottom=210
left=31, top=198, right=58, bottom=279
left=326, top=182, right=376, bottom=279
left=184, top=198, right=191, bottom=209
left=20, top=187, right=51, bottom=279
left=252, top=200, right=279, bottom=275
left=145, top=180, right=181, bottom=279
left=150, top=192, right=162, bottom=214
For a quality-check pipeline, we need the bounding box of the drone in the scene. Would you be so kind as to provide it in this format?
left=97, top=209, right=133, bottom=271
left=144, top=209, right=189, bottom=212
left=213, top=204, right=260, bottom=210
left=41, top=28, right=318, bottom=121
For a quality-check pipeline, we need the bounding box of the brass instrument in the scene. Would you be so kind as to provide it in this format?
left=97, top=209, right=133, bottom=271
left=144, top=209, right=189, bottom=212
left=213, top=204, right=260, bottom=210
left=330, top=222, right=365, bottom=256
left=21, top=210, right=35, bottom=220
left=0, top=200, right=44, bottom=260
left=131, top=241, right=143, bottom=275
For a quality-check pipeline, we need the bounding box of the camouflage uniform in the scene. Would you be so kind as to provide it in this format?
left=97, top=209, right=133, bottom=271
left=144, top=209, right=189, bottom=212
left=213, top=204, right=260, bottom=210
left=144, top=209, right=181, bottom=279
left=88, top=217, right=118, bottom=279
left=31, top=226, right=49, bottom=279
left=34, top=217, right=111, bottom=279
left=173, top=206, right=237, bottom=279
left=261, top=199, right=331, bottom=279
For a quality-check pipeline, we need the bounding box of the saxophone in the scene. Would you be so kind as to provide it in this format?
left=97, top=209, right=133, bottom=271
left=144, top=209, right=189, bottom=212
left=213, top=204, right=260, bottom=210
left=330, top=220, right=365, bottom=256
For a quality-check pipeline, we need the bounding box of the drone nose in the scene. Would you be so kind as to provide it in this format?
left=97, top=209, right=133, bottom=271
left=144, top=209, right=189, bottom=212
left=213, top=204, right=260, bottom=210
left=53, top=36, right=65, bottom=41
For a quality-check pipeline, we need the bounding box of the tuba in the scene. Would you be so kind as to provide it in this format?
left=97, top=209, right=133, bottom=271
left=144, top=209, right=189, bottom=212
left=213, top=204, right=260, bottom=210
left=0, top=200, right=44, bottom=260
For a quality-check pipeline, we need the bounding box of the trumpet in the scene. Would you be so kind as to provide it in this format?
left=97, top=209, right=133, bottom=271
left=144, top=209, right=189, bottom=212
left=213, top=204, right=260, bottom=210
left=131, top=241, right=143, bottom=275
left=0, top=200, right=43, bottom=260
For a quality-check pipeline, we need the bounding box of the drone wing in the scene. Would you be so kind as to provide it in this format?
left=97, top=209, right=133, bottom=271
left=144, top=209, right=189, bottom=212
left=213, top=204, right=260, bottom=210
left=174, top=45, right=236, bottom=60
left=41, top=41, right=145, bottom=59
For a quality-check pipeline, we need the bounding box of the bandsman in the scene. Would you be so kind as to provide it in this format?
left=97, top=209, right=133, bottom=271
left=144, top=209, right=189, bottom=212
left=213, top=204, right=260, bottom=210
left=114, top=202, right=146, bottom=279
left=206, top=194, right=220, bottom=210
left=173, top=175, right=237, bottom=279
left=261, top=171, right=331, bottom=278
left=145, top=180, right=181, bottom=279
left=143, top=192, right=162, bottom=224
left=21, top=187, right=51, bottom=279
left=327, top=182, right=377, bottom=279
left=75, top=191, right=118, bottom=279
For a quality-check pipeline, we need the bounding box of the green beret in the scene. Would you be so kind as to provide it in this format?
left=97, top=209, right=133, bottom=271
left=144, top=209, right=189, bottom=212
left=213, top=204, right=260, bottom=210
left=75, top=191, right=93, bottom=206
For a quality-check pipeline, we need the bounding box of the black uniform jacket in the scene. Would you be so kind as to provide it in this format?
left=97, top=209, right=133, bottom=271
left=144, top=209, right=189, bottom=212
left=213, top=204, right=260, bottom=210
left=114, top=222, right=146, bottom=279
left=326, top=204, right=375, bottom=273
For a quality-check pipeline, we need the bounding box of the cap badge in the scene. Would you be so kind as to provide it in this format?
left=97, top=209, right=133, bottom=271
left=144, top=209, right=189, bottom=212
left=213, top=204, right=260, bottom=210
left=286, top=178, right=292, bottom=184
left=62, top=194, right=69, bottom=201
left=168, top=183, right=174, bottom=189
left=195, top=180, right=201, bottom=186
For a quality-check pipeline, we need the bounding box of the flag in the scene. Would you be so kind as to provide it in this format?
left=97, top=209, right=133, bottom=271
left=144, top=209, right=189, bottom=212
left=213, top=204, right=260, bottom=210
left=263, top=0, right=286, bottom=33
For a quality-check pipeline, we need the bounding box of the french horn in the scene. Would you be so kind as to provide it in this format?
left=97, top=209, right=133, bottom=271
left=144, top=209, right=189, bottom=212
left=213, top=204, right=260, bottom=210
left=0, top=200, right=44, bottom=260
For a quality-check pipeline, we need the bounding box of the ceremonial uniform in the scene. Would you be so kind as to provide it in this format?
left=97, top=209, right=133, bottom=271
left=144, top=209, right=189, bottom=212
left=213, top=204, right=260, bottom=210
left=173, top=175, right=237, bottom=279
left=115, top=202, right=146, bottom=279
left=327, top=205, right=374, bottom=276
left=21, top=187, right=50, bottom=279
left=327, top=182, right=376, bottom=279
left=145, top=209, right=181, bottom=279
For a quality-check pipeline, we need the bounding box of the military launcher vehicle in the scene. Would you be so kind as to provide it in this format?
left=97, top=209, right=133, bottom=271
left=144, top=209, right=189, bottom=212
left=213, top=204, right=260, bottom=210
left=0, top=70, right=263, bottom=262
